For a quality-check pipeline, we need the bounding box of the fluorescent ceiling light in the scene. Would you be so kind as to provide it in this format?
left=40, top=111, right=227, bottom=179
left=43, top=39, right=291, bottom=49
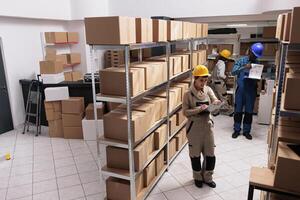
left=226, top=23, right=248, bottom=27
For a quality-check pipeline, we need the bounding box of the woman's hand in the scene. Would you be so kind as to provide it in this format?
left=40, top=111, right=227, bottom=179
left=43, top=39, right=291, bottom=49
left=213, top=100, right=221, bottom=105
left=197, top=104, right=208, bottom=112
left=245, top=64, right=252, bottom=69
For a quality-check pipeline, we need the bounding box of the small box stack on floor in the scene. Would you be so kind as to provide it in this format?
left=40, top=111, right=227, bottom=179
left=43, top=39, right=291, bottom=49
left=84, top=16, right=208, bottom=200
left=41, top=32, right=82, bottom=83
left=248, top=7, right=300, bottom=200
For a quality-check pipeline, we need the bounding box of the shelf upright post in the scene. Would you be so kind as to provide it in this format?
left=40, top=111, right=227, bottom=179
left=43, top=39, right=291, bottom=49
left=138, top=48, right=143, bottom=62
left=166, top=42, right=171, bottom=170
left=124, top=45, right=136, bottom=200
left=269, top=43, right=288, bottom=165
left=189, top=39, right=194, bottom=83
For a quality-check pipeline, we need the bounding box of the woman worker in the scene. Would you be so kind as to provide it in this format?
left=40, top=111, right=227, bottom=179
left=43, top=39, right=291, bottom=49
left=182, top=65, right=221, bottom=188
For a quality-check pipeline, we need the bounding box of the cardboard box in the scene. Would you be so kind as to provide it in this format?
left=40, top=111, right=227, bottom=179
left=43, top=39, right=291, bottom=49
left=169, top=114, right=177, bottom=135
left=167, top=21, right=183, bottom=41
left=170, top=55, right=183, bottom=76
left=136, top=18, right=153, bottom=43
left=151, top=89, right=178, bottom=111
left=45, top=32, right=67, bottom=43
left=263, top=27, right=276, bottom=38
left=44, top=101, right=62, bottom=112
left=45, top=109, right=61, bottom=121
left=274, top=142, right=300, bottom=193
left=154, top=124, right=168, bottom=150
left=176, top=109, right=185, bottom=126
left=45, top=87, right=69, bottom=102
left=63, top=126, right=83, bottom=139
left=182, top=22, right=191, bottom=39
left=48, top=119, right=64, bottom=138
left=283, top=13, right=292, bottom=42
left=131, top=62, right=165, bottom=89
left=62, top=97, right=84, bottom=114
left=202, top=24, right=208, bottom=37
left=155, top=150, right=165, bottom=175
left=169, top=138, right=177, bottom=159
left=169, top=86, right=182, bottom=108
left=175, top=132, right=183, bottom=151
left=106, top=175, right=144, bottom=200
left=107, top=102, right=121, bottom=111
left=45, top=48, right=56, bottom=61
left=62, top=113, right=84, bottom=127
left=289, top=7, right=300, bottom=43
left=192, top=52, right=198, bottom=67
left=284, top=73, right=300, bottom=110
left=85, top=103, right=104, bottom=120
left=106, top=139, right=148, bottom=171
left=67, top=32, right=79, bottom=43
left=189, top=23, right=197, bottom=38
left=56, top=54, right=68, bottom=65
left=100, top=67, right=145, bottom=96
left=196, top=24, right=202, bottom=38
left=41, top=73, right=65, bottom=84
left=64, top=72, right=73, bottom=81
left=286, top=51, right=300, bottom=64
left=173, top=82, right=189, bottom=101
left=71, top=71, right=82, bottom=81
left=103, top=109, right=148, bottom=143
left=181, top=54, right=190, bottom=72
left=143, top=160, right=156, bottom=187
left=85, top=16, right=136, bottom=45
left=40, top=61, right=63, bottom=74
left=144, top=96, right=167, bottom=120
left=153, top=19, right=167, bottom=42
left=82, top=118, right=104, bottom=141
left=68, top=53, right=81, bottom=64
left=276, top=14, right=286, bottom=40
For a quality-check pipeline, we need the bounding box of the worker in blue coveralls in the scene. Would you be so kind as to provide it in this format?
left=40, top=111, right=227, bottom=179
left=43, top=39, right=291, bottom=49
left=231, top=43, right=264, bottom=140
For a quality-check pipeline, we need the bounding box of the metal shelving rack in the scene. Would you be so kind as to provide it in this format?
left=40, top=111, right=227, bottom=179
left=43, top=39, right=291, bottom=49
left=88, top=37, right=208, bottom=200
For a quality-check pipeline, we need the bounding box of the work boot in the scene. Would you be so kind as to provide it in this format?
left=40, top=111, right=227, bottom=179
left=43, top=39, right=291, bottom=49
left=243, top=133, right=253, bottom=140
left=205, top=181, right=216, bottom=188
left=232, top=132, right=240, bottom=139
left=194, top=180, right=203, bottom=188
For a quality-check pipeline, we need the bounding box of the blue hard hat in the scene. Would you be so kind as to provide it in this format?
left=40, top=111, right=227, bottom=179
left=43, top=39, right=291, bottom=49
left=250, top=43, right=264, bottom=58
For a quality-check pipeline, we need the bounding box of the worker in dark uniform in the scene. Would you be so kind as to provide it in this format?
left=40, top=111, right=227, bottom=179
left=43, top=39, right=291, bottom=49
left=231, top=43, right=264, bottom=140
left=182, top=65, right=221, bottom=188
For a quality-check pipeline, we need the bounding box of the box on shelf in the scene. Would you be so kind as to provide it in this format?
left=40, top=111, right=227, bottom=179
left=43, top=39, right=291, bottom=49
left=45, top=32, right=67, bottom=43
left=202, top=24, right=208, bottom=37
left=182, top=22, right=191, bottom=39
left=40, top=61, right=63, bottom=74
left=67, top=53, right=81, bottom=64
left=62, top=113, right=84, bottom=127
left=62, top=97, right=84, bottom=114
left=173, top=82, right=189, bottom=101
left=176, top=109, right=185, bottom=126
left=45, top=109, right=61, bottom=121
left=289, top=7, right=300, bottom=43
left=44, top=101, right=62, bottom=112
left=45, top=87, right=69, bottom=102
left=143, top=96, right=167, bottom=120
left=152, top=19, right=167, bottom=42
left=63, top=126, right=83, bottom=139
left=167, top=21, right=183, bottom=41
left=196, top=24, right=202, bottom=38
left=169, top=86, right=182, bottom=108
left=189, top=23, right=197, bottom=38
left=67, top=32, right=79, bottom=43
left=45, top=48, right=56, bottom=61
left=85, top=103, right=104, bottom=120
left=154, top=124, right=168, bottom=150
left=100, top=67, right=145, bottom=97
left=169, top=138, right=177, bottom=159
left=56, top=54, right=68, bottom=65
left=85, top=16, right=136, bottom=45
left=41, top=73, right=65, bottom=84
left=131, top=61, right=166, bottom=89
left=263, top=26, right=276, bottom=38
left=276, top=14, right=286, bottom=40
left=155, top=150, right=165, bottom=175
left=106, top=175, right=144, bottom=200
left=106, top=134, right=152, bottom=171
left=71, top=71, right=82, bottom=81
left=283, top=73, right=300, bottom=110
left=283, top=13, right=292, bottom=42
left=192, top=52, right=198, bottom=67
left=48, top=119, right=64, bottom=138
left=107, top=102, right=121, bottom=112
left=169, top=114, right=177, bottom=135
left=175, top=131, right=184, bottom=151
left=82, top=118, right=104, bottom=141
left=170, top=55, right=183, bottom=76
left=181, top=54, right=190, bottom=72
left=286, top=51, right=300, bottom=64
left=274, top=142, right=300, bottom=193
left=64, top=72, right=73, bottom=81
left=143, top=159, right=156, bottom=187
left=136, top=18, right=153, bottom=43
left=103, top=109, right=149, bottom=143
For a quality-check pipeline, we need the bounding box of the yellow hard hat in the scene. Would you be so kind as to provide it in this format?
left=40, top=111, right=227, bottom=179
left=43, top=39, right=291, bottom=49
left=219, top=49, right=232, bottom=59
left=192, top=65, right=210, bottom=77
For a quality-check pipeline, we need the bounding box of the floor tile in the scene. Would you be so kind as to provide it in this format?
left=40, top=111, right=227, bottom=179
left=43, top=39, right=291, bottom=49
left=147, top=193, right=167, bottom=200
left=54, top=157, right=75, bottom=168
left=33, top=169, right=56, bottom=183
left=82, top=181, right=105, bottom=196
left=198, top=195, right=223, bottom=200
left=33, top=179, right=57, bottom=194
left=0, top=189, right=6, bottom=200
left=55, top=165, right=78, bottom=178
left=163, top=187, right=194, bottom=200
left=33, top=190, right=59, bottom=200
left=0, top=177, right=9, bottom=189
left=76, top=161, right=98, bottom=173
left=157, top=176, right=181, bottom=192
left=57, top=174, right=81, bottom=189
left=6, top=184, right=32, bottom=200
left=10, top=164, right=33, bottom=176
left=59, top=185, right=85, bottom=200
left=185, top=184, right=216, bottom=199
left=79, top=170, right=100, bottom=184
left=86, top=193, right=106, bottom=200
left=8, top=173, right=32, bottom=187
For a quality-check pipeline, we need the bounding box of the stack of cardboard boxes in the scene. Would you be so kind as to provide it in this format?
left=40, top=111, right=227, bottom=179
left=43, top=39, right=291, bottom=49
left=84, top=16, right=208, bottom=45
left=62, top=97, right=85, bottom=139
left=41, top=32, right=82, bottom=83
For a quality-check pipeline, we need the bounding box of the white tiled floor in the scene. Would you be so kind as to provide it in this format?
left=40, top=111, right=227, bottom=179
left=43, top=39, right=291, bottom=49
left=0, top=115, right=268, bottom=200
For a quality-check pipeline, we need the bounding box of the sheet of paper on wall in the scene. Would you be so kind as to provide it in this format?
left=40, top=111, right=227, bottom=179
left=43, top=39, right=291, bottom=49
left=207, top=101, right=226, bottom=113
left=248, top=64, right=264, bottom=79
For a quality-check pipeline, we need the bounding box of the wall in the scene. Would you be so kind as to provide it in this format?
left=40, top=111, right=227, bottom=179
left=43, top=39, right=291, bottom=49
left=0, top=17, right=70, bottom=127
left=0, top=0, right=71, bottom=20
left=70, top=0, right=109, bottom=20
left=261, top=0, right=300, bottom=13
